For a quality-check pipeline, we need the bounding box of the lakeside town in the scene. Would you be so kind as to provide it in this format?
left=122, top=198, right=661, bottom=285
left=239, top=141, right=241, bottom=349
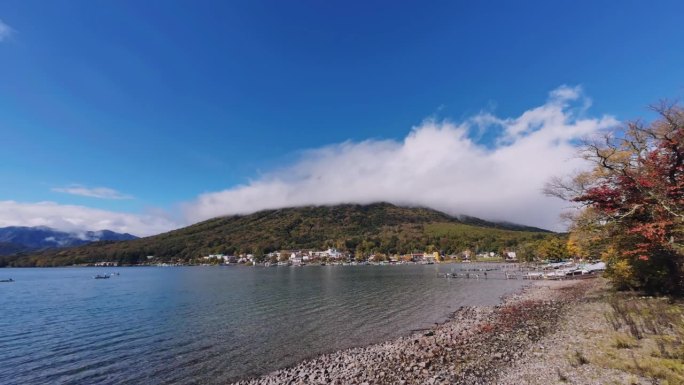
left=91, top=247, right=519, bottom=268
left=85, top=246, right=607, bottom=281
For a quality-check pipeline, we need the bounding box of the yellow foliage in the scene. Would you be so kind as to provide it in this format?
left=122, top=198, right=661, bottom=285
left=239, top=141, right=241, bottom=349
left=567, top=237, right=581, bottom=258
left=434, top=251, right=442, bottom=262
left=602, top=247, right=637, bottom=289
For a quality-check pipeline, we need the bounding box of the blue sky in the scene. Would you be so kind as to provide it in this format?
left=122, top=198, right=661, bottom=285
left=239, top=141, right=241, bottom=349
left=1, top=1, right=683, bottom=235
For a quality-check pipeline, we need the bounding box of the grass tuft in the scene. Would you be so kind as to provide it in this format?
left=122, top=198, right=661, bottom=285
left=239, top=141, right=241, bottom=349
left=569, top=349, right=590, bottom=366
left=594, top=294, right=684, bottom=385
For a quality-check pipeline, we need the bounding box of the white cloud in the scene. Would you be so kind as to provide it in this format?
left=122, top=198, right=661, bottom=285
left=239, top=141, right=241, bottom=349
left=0, top=19, right=14, bottom=42
left=0, top=201, right=178, bottom=237
left=182, top=86, right=618, bottom=231
left=0, top=86, right=618, bottom=236
left=549, top=84, right=582, bottom=101
left=52, top=185, right=134, bottom=200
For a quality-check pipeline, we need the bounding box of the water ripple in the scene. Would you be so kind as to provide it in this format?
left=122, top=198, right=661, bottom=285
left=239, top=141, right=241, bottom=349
left=0, top=265, right=526, bottom=384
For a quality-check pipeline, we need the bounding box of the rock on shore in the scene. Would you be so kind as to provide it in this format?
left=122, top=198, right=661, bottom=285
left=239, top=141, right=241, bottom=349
left=231, top=280, right=593, bottom=385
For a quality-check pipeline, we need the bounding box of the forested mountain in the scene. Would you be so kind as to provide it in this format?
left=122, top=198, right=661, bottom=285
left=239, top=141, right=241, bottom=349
left=1, top=203, right=552, bottom=267
left=0, top=242, right=29, bottom=256
left=0, top=226, right=138, bottom=256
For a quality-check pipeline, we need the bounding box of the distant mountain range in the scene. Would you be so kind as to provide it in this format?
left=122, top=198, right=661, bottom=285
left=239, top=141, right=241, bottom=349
left=1, top=203, right=553, bottom=267
left=0, top=226, right=138, bottom=256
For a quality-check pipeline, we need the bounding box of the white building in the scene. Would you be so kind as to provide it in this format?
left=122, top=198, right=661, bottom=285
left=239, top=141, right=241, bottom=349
left=94, top=261, right=118, bottom=266
left=289, top=252, right=303, bottom=265
left=326, top=248, right=342, bottom=259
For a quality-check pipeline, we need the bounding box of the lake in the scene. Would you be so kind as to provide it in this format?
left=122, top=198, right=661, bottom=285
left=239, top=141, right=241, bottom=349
left=0, top=265, right=527, bottom=384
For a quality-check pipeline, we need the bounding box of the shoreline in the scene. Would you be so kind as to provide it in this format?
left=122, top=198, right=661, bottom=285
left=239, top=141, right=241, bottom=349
left=0, top=260, right=508, bottom=268
left=231, top=279, right=594, bottom=385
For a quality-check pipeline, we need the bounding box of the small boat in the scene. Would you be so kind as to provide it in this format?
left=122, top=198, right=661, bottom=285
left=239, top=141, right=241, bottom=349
left=93, top=274, right=110, bottom=279
left=0, top=278, right=14, bottom=283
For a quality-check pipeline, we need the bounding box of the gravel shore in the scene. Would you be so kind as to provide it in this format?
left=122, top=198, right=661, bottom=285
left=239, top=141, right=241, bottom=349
left=498, top=278, right=684, bottom=385
left=231, top=279, right=595, bottom=385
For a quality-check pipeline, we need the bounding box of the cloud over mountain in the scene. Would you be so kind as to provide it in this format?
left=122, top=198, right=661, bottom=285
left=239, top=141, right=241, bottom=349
left=0, top=86, right=618, bottom=235
left=0, top=201, right=177, bottom=237
left=183, top=86, right=618, bottom=231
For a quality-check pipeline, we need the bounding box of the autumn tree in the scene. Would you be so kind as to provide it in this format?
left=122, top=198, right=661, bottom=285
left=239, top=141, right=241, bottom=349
left=516, top=241, right=541, bottom=262
left=546, top=103, right=684, bottom=293
left=536, top=237, right=570, bottom=261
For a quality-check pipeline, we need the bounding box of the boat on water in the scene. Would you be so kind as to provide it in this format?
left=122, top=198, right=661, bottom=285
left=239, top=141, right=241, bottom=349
left=93, top=274, right=110, bottom=279
left=0, top=278, right=14, bottom=283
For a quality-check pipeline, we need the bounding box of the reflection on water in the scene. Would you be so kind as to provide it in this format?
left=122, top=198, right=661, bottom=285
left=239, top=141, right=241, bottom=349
left=0, top=265, right=526, bottom=384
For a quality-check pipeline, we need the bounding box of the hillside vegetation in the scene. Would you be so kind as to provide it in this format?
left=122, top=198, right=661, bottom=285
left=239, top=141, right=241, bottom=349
left=1, top=203, right=552, bottom=267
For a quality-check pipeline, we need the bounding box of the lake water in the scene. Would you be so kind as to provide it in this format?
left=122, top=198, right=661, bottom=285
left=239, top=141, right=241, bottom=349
left=0, top=265, right=526, bottom=384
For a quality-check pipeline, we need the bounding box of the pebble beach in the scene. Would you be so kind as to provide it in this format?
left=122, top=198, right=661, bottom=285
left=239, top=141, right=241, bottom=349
left=232, top=279, right=595, bottom=385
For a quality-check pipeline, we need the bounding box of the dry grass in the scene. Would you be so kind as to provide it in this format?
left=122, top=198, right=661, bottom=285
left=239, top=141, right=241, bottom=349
left=497, top=279, right=683, bottom=385
left=569, top=349, right=590, bottom=366
left=592, top=293, right=684, bottom=385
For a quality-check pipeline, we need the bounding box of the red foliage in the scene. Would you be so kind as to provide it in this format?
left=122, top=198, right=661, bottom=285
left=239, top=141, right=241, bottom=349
left=495, top=300, right=540, bottom=330
left=575, top=117, right=683, bottom=262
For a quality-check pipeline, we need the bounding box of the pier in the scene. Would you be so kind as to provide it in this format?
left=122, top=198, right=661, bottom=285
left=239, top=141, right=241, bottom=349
left=440, top=262, right=606, bottom=281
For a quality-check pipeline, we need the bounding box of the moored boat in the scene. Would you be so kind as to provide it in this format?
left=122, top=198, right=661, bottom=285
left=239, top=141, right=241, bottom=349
left=93, top=274, right=110, bottom=279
